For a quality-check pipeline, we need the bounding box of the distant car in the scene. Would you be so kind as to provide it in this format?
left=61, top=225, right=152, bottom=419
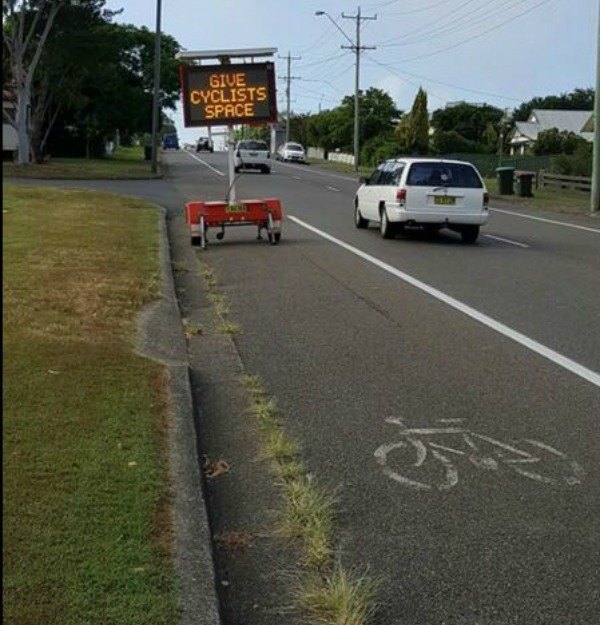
left=277, top=142, right=306, bottom=163
left=196, top=137, right=214, bottom=152
left=234, top=140, right=270, bottom=174
left=162, top=134, right=179, bottom=150
left=354, top=158, right=489, bottom=243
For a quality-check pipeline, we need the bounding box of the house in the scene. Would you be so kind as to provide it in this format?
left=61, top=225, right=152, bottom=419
left=509, top=109, right=593, bottom=155
left=3, top=90, right=18, bottom=160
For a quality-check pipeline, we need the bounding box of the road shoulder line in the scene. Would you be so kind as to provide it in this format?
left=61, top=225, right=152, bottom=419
left=490, top=207, right=600, bottom=233
left=185, top=150, right=226, bottom=176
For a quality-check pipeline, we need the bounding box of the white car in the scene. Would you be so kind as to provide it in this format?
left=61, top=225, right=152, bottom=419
left=234, top=140, right=270, bottom=174
left=278, top=142, right=307, bottom=163
left=354, top=158, right=489, bottom=243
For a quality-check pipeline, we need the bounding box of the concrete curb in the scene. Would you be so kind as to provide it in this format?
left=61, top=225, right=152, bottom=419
left=138, top=206, right=221, bottom=625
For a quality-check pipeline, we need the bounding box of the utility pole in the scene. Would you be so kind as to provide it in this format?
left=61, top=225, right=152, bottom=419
left=278, top=51, right=301, bottom=143
left=591, top=4, right=600, bottom=213
left=342, top=6, right=376, bottom=172
left=150, top=0, right=162, bottom=175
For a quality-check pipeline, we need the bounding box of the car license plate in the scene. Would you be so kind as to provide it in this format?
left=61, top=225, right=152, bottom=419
left=434, top=196, right=456, bottom=205
left=226, top=204, right=247, bottom=213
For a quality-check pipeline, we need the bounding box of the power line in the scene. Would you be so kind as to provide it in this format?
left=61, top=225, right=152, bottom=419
left=366, top=54, right=522, bottom=102
left=296, top=51, right=348, bottom=69
left=382, top=0, right=556, bottom=63
left=379, top=0, right=534, bottom=47
left=377, top=0, right=480, bottom=45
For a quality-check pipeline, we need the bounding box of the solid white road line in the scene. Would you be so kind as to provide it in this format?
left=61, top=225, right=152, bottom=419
left=288, top=215, right=600, bottom=389
left=292, top=175, right=301, bottom=180
left=490, top=207, right=600, bottom=234
left=185, top=150, right=225, bottom=176
left=484, top=234, right=530, bottom=248
left=275, top=159, right=359, bottom=182
left=326, top=186, right=341, bottom=192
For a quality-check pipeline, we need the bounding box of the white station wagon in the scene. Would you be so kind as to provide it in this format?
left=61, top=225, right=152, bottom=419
left=354, top=158, right=489, bottom=243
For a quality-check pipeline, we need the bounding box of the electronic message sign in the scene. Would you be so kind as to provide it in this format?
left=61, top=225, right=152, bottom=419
left=180, top=62, right=277, bottom=127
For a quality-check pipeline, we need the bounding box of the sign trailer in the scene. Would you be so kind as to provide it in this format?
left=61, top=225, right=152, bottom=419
left=177, top=48, right=282, bottom=249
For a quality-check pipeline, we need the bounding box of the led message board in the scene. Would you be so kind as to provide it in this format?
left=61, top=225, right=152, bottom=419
left=180, top=62, right=277, bottom=127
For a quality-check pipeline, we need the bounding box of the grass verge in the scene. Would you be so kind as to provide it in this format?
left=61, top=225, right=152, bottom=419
left=484, top=176, right=591, bottom=215
left=197, top=260, right=378, bottom=624
left=3, top=184, right=177, bottom=625
left=3, top=146, right=162, bottom=180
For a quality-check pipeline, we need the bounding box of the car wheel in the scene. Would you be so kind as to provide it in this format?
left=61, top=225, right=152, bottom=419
left=461, top=225, right=480, bottom=244
left=354, top=201, right=368, bottom=229
left=234, top=166, right=240, bottom=173
left=262, top=166, right=271, bottom=174
left=380, top=205, right=396, bottom=239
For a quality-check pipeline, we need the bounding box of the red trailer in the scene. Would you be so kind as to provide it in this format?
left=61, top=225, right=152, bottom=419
left=185, top=198, right=283, bottom=249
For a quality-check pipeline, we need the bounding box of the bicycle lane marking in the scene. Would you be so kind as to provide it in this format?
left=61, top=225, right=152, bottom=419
left=287, top=215, right=600, bottom=389
left=375, top=418, right=586, bottom=490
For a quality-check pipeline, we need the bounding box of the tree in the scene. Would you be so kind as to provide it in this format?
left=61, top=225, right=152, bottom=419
left=431, top=103, right=504, bottom=150
left=482, top=122, right=498, bottom=150
left=42, top=20, right=181, bottom=158
left=409, top=87, right=429, bottom=154
left=3, top=0, right=63, bottom=163
left=534, top=128, right=587, bottom=155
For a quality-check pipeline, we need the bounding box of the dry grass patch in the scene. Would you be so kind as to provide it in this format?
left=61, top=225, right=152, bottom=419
left=217, top=320, right=242, bottom=335
left=298, top=567, right=379, bottom=625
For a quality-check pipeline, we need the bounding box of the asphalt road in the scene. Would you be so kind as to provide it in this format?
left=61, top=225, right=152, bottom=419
left=15, top=151, right=599, bottom=623
left=169, top=149, right=600, bottom=625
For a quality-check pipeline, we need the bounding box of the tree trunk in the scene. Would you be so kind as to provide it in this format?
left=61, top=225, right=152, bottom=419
left=16, top=84, right=31, bottom=165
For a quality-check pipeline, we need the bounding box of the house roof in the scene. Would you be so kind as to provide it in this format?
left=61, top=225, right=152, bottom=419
left=510, top=109, right=593, bottom=145
left=528, top=109, right=592, bottom=133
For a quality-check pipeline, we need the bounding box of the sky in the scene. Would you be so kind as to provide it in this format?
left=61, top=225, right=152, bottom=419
left=105, top=0, right=598, bottom=145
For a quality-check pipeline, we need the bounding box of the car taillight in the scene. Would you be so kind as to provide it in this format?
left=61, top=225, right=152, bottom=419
left=483, top=192, right=489, bottom=208
left=396, top=188, right=407, bottom=204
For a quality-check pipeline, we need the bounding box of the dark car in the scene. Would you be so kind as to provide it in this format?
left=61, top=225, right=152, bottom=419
left=162, top=134, right=179, bottom=150
left=196, top=137, right=214, bottom=152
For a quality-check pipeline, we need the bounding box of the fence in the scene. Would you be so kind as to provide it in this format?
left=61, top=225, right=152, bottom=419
left=437, top=153, right=552, bottom=178
left=538, top=171, right=591, bottom=192
left=307, top=147, right=326, bottom=160
left=327, top=151, right=355, bottom=166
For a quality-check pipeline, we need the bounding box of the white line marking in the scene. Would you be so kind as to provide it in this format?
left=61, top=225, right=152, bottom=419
left=185, top=150, right=225, bottom=176
left=275, top=159, right=359, bottom=182
left=490, top=207, right=600, bottom=234
left=288, top=214, right=600, bottom=389
left=326, top=186, right=340, bottom=192
left=484, top=234, right=530, bottom=248
left=292, top=175, right=301, bottom=180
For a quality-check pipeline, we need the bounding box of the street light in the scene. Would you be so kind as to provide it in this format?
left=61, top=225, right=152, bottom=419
left=314, top=11, right=354, bottom=46
left=316, top=8, right=376, bottom=173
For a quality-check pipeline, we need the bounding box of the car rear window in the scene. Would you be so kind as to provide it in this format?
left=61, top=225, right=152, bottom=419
left=406, top=162, right=482, bottom=188
left=287, top=143, right=303, bottom=150
left=239, top=140, right=268, bottom=150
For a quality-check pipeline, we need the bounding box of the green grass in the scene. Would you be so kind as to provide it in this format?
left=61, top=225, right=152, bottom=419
left=484, top=177, right=592, bottom=215
left=3, top=185, right=178, bottom=625
left=3, top=146, right=161, bottom=179
left=307, top=158, right=371, bottom=177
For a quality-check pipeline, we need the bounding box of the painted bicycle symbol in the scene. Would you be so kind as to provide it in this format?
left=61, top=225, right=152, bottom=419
left=374, top=418, right=585, bottom=491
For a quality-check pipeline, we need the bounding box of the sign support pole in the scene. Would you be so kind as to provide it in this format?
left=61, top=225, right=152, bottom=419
left=227, top=124, right=236, bottom=203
